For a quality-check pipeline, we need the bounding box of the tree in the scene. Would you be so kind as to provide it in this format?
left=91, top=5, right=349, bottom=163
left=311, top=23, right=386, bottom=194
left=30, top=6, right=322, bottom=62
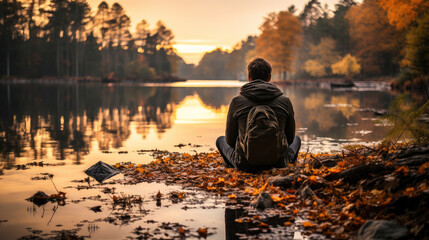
left=135, top=19, right=149, bottom=50
left=308, top=37, right=340, bottom=73
left=225, top=36, right=256, bottom=80
left=331, top=54, right=361, bottom=79
left=93, top=1, right=109, bottom=47
left=256, top=11, right=302, bottom=80
left=45, top=0, right=70, bottom=76
left=404, top=14, right=429, bottom=76
left=332, top=0, right=356, bottom=55
left=304, top=60, right=326, bottom=77
left=300, top=0, right=323, bottom=27
left=346, top=0, right=404, bottom=76
left=144, top=21, right=175, bottom=75
left=378, top=0, right=429, bottom=30
left=194, top=48, right=230, bottom=79
left=0, top=0, right=24, bottom=76
left=68, top=0, right=91, bottom=77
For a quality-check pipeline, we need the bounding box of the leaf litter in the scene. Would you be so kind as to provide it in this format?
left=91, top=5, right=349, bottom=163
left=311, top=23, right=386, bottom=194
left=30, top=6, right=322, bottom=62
left=114, top=142, right=429, bottom=239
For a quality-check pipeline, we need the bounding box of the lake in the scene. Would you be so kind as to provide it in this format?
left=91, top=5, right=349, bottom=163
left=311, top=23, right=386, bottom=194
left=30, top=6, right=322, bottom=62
left=0, top=80, right=395, bottom=239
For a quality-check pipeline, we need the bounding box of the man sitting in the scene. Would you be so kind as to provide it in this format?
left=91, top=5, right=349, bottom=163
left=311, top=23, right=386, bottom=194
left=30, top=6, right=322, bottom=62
left=216, top=57, right=301, bottom=172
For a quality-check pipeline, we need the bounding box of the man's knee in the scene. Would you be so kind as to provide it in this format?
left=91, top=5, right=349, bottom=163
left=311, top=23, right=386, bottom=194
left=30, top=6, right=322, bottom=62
left=216, top=136, right=225, bottom=149
left=294, top=135, right=301, bottom=145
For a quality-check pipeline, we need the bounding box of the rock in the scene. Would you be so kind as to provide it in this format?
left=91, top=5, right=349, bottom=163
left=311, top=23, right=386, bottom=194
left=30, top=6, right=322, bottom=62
left=90, top=205, right=102, bottom=212
left=26, top=191, right=49, bottom=206
left=268, top=175, right=294, bottom=188
left=356, top=220, right=408, bottom=240
left=251, top=192, right=274, bottom=209
left=299, top=186, right=316, bottom=200
left=85, top=161, right=120, bottom=183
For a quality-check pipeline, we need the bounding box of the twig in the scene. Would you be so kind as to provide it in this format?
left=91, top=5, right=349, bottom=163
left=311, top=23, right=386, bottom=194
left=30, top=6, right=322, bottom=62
left=310, top=154, right=325, bottom=168
left=47, top=204, right=59, bottom=226
left=303, top=146, right=310, bottom=164
left=49, top=176, right=59, bottom=194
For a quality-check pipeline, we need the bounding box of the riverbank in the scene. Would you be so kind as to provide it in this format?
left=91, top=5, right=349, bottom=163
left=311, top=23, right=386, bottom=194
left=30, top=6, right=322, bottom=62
left=0, top=75, right=186, bottom=84
left=116, top=142, right=428, bottom=239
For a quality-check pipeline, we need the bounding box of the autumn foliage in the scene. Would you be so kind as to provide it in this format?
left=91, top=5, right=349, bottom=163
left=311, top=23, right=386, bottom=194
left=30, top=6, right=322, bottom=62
left=116, top=143, right=429, bottom=239
left=256, top=11, right=302, bottom=80
left=378, top=0, right=429, bottom=30
left=346, top=0, right=404, bottom=76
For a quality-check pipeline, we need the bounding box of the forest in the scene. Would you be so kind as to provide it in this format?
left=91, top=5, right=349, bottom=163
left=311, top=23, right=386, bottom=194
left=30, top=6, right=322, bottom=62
left=1, top=0, right=428, bottom=84
left=184, top=0, right=429, bottom=85
left=0, top=0, right=178, bottom=80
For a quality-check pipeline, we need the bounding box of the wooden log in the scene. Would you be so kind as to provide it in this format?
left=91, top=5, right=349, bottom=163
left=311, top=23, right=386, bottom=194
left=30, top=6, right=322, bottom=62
left=324, top=164, right=389, bottom=185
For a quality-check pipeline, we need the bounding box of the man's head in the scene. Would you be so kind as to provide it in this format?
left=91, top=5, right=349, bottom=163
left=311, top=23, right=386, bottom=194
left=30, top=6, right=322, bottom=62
left=247, top=57, right=272, bottom=82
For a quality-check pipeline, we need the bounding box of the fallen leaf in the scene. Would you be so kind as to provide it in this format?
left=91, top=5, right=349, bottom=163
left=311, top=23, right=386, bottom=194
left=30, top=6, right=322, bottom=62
left=156, top=191, right=162, bottom=199
left=395, top=166, right=410, bottom=176
left=417, top=162, right=429, bottom=174
left=258, top=222, right=269, bottom=228
left=309, top=175, right=319, bottom=183
left=228, top=194, right=236, bottom=199
left=302, top=221, right=314, bottom=228
left=197, top=228, right=208, bottom=238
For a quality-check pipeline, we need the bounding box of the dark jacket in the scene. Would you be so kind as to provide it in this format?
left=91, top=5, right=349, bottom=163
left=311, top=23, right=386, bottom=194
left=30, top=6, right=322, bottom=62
left=225, top=79, right=295, bottom=153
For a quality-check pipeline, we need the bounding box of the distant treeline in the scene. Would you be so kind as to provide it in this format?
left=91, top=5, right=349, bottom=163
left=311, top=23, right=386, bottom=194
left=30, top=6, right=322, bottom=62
left=1, top=0, right=428, bottom=82
left=179, top=0, right=429, bottom=82
left=0, top=0, right=181, bottom=80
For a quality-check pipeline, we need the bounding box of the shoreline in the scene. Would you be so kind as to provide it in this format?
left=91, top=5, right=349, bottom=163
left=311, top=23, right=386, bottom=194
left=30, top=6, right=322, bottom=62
left=0, top=75, right=186, bottom=85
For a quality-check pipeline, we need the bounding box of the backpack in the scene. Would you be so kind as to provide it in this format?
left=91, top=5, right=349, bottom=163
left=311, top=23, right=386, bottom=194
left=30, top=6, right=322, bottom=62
left=237, top=104, right=285, bottom=166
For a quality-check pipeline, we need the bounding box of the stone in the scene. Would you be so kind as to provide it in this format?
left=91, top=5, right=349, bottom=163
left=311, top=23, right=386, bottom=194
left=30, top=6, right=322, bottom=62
left=27, top=191, right=49, bottom=206
left=299, top=186, right=316, bottom=200
left=251, top=191, right=274, bottom=209
left=356, top=220, right=408, bottom=240
left=85, top=161, right=120, bottom=183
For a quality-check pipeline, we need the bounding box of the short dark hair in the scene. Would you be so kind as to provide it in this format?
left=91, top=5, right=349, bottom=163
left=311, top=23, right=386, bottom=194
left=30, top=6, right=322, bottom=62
left=247, top=57, right=272, bottom=81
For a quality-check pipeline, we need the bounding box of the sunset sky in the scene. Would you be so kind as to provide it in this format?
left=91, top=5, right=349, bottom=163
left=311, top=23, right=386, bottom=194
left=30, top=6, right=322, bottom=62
left=87, top=0, right=343, bottom=64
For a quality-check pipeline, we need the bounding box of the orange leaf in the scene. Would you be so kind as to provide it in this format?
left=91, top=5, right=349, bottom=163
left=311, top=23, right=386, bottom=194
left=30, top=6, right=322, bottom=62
left=292, top=208, right=299, bottom=215
left=178, top=227, right=186, bottom=234
left=258, top=222, right=269, bottom=228
left=395, top=166, right=410, bottom=175
left=302, top=221, right=314, bottom=228
left=404, top=187, right=415, bottom=195
left=197, top=228, right=208, bottom=237
left=417, top=162, right=429, bottom=174
left=156, top=191, right=162, bottom=199
left=286, top=189, right=296, bottom=194
left=271, top=195, right=284, bottom=202
left=228, top=194, right=237, bottom=199
left=284, top=222, right=293, bottom=226
left=309, top=175, right=319, bottom=183
left=327, top=168, right=343, bottom=173
left=284, top=194, right=297, bottom=201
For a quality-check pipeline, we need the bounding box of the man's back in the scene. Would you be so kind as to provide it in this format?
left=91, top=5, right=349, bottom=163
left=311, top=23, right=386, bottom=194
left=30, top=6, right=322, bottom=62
left=216, top=57, right=300, bottom=172
left=225, top=79, right=295, bottom=149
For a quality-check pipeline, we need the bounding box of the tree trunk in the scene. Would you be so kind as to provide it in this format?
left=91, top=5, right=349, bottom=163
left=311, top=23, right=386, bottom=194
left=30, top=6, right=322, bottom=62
left=75, top=31, right=79, bottom=77
left=6, top=44, right=10, bottom=77
left=57, top=38, right=60, bottom=76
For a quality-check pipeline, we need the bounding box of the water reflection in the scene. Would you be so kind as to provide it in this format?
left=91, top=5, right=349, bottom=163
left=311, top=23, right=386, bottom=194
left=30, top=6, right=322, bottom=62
left=0, top=82, right=395, bottom=167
